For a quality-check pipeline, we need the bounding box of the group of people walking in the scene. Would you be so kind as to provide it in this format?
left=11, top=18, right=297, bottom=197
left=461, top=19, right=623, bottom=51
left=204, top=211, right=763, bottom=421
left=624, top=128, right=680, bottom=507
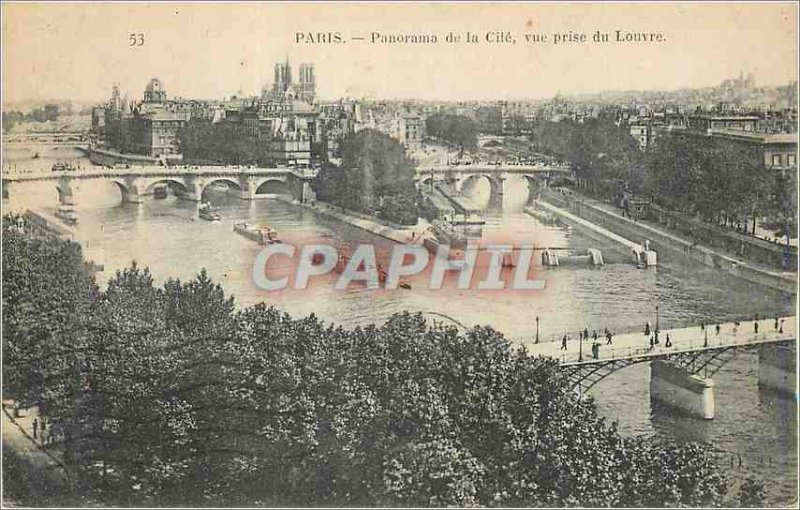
left=556, top=314, right=786, bottom=361
left=29, top=416, right=57, bottom=447
left=560, top=327, right=614, bottom=360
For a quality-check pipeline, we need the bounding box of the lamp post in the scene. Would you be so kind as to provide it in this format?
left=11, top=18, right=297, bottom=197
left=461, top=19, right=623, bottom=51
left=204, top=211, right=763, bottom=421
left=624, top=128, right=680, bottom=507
left=656, top=303, right=660, bottom=332
left=578, top=332, right=583, bottom=362
left=535, top=316, right=539, bottom=344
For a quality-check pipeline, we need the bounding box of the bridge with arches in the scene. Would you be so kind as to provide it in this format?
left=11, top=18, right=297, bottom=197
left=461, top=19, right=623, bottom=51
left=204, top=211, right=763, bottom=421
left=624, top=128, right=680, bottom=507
left=416, top=163, right=574, bottom=210
left=526, top=316, right=796, bottom=419
left=2, top=165, right=317, bottom=206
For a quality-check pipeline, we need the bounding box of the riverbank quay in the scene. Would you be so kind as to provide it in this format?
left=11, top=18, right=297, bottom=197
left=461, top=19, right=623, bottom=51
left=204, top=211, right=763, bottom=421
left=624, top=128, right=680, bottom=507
left=20, top=209, right=74, bottom=240
left=538, top=190, right=796, bottom=294
left=525, top=201, right=649, bottom=260
left=88, top=146, right=181, bottom=166
left=272, top=196, right=429, bottom=245
left=16, top=209, right=104, bottom=272
left=2, top=401, right=74, bottom=505
left=646, top=200, right=797, bottom=268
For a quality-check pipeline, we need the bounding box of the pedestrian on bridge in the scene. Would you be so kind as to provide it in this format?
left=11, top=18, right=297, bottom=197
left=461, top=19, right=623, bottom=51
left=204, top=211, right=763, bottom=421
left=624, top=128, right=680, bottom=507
left=561, top=335, right=568, bottom=351
left=774, top=317, right=779, bottom=330
left=715, top=323, right=720, bottom=335
left=754, top=320, right=759, bottom=335
left=649, top=335, right=655, bottom=350
left=644, top=322, right=651, bottom=336
left=583, top=327, right=589, bottom=341
left=593, top=330, right=598, bottom=341
left=665, top=334, right=672, bottom=348
left=733, top=321, right=740, bottom=335
left=606, top=332, right=613, bottom=345
left=779, top=319, right=784, bottom=334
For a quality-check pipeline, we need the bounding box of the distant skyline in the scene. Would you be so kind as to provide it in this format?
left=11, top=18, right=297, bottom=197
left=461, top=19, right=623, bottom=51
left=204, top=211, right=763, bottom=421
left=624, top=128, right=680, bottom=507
left=3, top=3, right=798, bottom=105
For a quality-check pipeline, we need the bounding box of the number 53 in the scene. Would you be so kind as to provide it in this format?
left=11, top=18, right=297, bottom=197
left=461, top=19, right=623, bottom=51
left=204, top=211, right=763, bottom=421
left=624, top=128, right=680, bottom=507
left=129, top=33, right=144, bottom=46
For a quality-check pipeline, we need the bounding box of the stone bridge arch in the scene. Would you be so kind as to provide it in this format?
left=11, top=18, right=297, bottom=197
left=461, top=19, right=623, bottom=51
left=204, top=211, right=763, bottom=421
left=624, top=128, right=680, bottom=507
left=140, top=177, right=190, bottom=196
left=197, top=177, right=243, bottom=202
left=521, top=174, right=548, bottom=205
left=456, top=174, right=505, bottom=210
left=477, top=135, right=504, bottom=149
left=254, top=177, right=292, bottom=197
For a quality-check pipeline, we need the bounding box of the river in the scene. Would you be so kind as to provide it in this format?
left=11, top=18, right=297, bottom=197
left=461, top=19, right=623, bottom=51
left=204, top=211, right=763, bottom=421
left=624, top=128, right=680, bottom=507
left=3, top=153, right=797, bottom=504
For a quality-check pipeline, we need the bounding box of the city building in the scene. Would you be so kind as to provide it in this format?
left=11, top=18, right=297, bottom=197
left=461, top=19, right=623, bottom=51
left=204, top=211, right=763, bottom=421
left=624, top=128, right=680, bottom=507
left=688, top=114, right=760, bottom=132
left=266, top=59, right=316, bottom=103
left=629, top=123, right=650, bottom=151
left=393, top=114, right=424, bottom=150
left=100, top=78, right=190, bottom=157
left=240, top=97, right=317, bottom=167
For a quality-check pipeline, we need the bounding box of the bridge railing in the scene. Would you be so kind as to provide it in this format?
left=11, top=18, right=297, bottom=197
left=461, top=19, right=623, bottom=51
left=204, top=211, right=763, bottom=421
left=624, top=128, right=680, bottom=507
left=551, top=327, right=794, bottom=366
left=421, top=162, right=572, bottom=172
left=2, top=164, right=319, bottom=180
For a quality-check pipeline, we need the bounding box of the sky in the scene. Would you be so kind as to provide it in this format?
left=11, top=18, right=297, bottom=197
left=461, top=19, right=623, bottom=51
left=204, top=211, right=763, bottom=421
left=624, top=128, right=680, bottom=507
left=2, top=2, right=798, bottom=104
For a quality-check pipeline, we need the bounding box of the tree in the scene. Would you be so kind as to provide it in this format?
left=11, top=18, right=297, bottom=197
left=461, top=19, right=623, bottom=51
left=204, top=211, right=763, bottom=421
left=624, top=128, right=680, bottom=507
left=739, top=477, right=766, bottom=507
left=529, top=119, right=644, bottom=198
left=425, top=113, right=478, bottom=152
left=3, top=222, right=731, bottom=507
left=178, top=119, right=264, bottom=165
left=312, top=129, right=422, bottom=225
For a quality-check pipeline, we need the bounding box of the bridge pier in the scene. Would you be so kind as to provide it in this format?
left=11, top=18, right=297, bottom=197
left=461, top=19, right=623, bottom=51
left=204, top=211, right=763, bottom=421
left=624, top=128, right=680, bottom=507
left=487, top=176, right=505, bottom=211
left=120, top=177, right=143, bottom=204
left=300, top=180, right=316, bottom=203
left=650, top=360, right=715, bottom=420
left=57, top=176, right=76, bottom=206
left=232, top=175, right=256, bottom=200
left=758, top=343, right=796, bottom=396
left=180, top=176, right=202, bottom=201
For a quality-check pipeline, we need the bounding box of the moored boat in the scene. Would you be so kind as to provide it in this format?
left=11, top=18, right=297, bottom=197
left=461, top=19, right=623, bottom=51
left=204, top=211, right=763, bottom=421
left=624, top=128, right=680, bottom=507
left=198, top=202, right=221, bottom=222
left=54, top=206, right=79, bottom=225
left=233, top=222, right=281, bottom=244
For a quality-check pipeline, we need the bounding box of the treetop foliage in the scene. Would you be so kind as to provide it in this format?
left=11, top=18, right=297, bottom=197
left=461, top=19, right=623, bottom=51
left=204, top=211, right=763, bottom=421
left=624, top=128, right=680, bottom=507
left=312, top=128, right=422, bottom=225
left=2, top=220, right=728, bottom=507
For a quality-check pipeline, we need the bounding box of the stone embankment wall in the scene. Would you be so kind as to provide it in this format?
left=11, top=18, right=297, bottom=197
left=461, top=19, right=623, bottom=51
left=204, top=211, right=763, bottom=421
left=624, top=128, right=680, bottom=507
left=273, top=196, right=420, bottom=245
left=542, top=191, right=796, bottom=294
left=647, top=202, right=796, bottom=271
left=89, top=147, right=182, bottom=167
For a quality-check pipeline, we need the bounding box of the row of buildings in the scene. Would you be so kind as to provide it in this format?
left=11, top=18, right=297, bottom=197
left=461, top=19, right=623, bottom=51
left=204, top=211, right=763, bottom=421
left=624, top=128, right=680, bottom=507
left=91, top=61, right=426, bottom=166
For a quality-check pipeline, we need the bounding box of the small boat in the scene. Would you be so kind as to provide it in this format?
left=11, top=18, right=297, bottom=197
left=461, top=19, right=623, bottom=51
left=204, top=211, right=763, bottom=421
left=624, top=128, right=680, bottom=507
left=51, top=162, right=77, bottom=172
left=198, top=202, right=221, bottom=222
left=233, top=222, right=281, bottom=245
left=153, top=185, right=168, bottom=199
left=331, top=252, right=411, bottom=289
left=431, top=219, right=468, bottom=249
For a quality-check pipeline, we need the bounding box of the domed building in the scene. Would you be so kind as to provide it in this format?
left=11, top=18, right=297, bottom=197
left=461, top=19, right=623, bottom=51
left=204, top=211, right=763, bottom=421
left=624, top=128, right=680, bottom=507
left=99, top=78, right=189, bottom=158
left=143, top=78, right=167, bottom=103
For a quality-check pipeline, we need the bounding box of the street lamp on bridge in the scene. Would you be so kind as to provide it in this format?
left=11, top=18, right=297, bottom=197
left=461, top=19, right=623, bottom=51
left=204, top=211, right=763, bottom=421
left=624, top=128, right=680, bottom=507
left=535, top=316, right=539, bottom=344
left=656, top=303, right=660, bottom=332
